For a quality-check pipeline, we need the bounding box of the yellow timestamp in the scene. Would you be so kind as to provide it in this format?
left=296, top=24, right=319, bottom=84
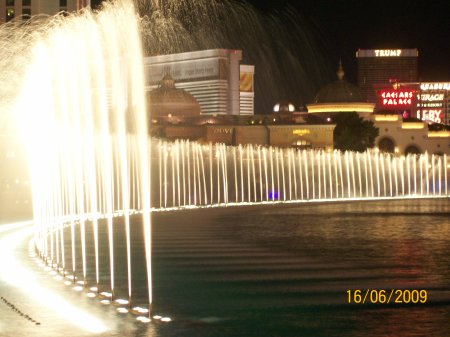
left=347, top=289, right=427, bottom=304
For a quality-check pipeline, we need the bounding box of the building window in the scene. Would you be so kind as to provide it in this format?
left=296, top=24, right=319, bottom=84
left=6, top=0, right=14, bottom=6
left=6, top=8, right=15, bottom=22
left=60, top=0, right=67, bottom=7
left=292, top=139, right=311, bottom=149
left=378, top=137, right=395, bottom=153
left=404, top=144, right=421, bottom=155
left=22, top=8, right=31, bottom=17
left=22, top=0, right=31, bottom=6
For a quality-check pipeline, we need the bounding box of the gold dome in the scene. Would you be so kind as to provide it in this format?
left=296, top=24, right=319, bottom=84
left=147, top=74, right=201, bottom=118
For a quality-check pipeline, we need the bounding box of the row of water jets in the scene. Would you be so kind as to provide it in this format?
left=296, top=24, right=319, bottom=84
left=7, top=0, right=448, bottom=323
left=35, top=138, right=449, bottom=317
left=156, top=139, right=449, bottom=208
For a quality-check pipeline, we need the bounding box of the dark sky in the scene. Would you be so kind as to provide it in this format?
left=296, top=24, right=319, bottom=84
left=91, top=0, right=449, bottom=84
left=245, top=0, right=450, bottom=83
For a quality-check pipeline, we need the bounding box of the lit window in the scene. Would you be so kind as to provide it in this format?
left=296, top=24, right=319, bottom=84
left=6, top=8, right=15, bottom=22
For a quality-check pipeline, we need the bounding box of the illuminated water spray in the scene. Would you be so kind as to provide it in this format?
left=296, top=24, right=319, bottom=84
left=13, top=0, right=153, bottom=318
left=3, top=0, right=449, bottom=326
left=153, top=142, right=448, bottom=208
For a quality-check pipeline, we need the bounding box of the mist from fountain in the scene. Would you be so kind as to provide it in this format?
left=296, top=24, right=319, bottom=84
left=135, top=0, right=330, bottom=111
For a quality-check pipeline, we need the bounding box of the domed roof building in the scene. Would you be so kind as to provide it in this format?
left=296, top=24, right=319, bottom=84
left=147, top=74, right=201, bottom=118
left=307, top=61, right=374, bottom=117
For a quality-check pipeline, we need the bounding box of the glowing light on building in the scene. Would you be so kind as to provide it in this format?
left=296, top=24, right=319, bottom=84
left=420, top=83, right=450, bottom=91
left=401, top=122, right=424, bottom=129
left=428, top=131, right=450, bottom=138
left=419, top=93, right=444, bottom=101
left=292, top=129, right=311, bottom=136
left=374, top=49, right=402, bottom=57
left=418, top=109, right=443, bottom=124
left=306, top=102, right=374, bottom=113
left=378, top=90, right=414, bottom=106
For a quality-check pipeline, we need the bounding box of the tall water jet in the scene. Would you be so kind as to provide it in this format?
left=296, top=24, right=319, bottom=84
left=13, top=0, right=153, bottom=316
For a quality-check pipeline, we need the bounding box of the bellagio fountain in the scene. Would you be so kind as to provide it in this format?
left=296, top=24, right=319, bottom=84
left=1, top=0, right=448, bottom=324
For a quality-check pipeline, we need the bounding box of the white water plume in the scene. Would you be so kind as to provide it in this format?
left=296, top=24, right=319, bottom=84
left=1, top=0, right=449, bottom=323
left=9, top=0, right=153, bottom=316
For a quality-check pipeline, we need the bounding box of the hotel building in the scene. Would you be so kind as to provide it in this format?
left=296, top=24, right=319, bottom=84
left=357, top=49, right=418, bottom=104
left=144, top=49, right=254, bottom=116
left=0, top=0, right=88, bottom=23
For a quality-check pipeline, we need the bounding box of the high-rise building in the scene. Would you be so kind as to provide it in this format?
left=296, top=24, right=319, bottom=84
left=0, top=0, right=89, bottom=23
left=144, top=49, right=255, bottom=116
left=356, top=49, right=418, bottom=105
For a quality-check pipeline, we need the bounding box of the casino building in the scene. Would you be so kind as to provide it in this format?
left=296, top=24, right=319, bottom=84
left=144, top=49, right=254, bottom=117
left=307, top=56, right=449, bottom=155
left=144, top=49, right=335, bottom=150
left=357, top=49, right=418, bottom=104
left=375, top=81, right=450, bottom=126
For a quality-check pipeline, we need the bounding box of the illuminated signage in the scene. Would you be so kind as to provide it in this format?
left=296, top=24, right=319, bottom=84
left=149, top=58, right=220, bottom=83
left=213, top=128, right=233, bottom=134
left=420, top=83, right=450, bottom=91
left=378, top=90, right=414, bottom=106
left=293, top=129, right=311, bottom=136
left=240, top=72, right=254, bottom=92
left=418, top=93, right=444, bottom=101
left=357, top=49, right=417, bottom=58
left=417, top=109, right=443, bottom=124
left=418, top=102, right=443, bottom=108
left=374, top=49, right=402, bottom=57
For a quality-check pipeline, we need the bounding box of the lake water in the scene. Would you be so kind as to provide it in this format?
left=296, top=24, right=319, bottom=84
left=148, top=198, right=450, bottom=337
left=1, top=198, right=449, bottom=336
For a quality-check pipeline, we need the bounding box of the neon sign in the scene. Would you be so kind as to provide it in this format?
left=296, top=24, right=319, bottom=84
left=374, top=49, right=402, bottom=57
left=213, top=128, right=233, bottom=134
left=420, top=83, right=450, bottom=91
left=378, top=90, right=414, bottom=106
left=418, top=93, right=444, bottom=101
left=417, top=109, right=443, bottom=124
left=293, top=129, right=311, bottom=136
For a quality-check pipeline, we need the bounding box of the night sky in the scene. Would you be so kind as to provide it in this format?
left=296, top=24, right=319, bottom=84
left=91, top=0, right=450, bottom=97
left=244, top=0, right=450, bottom=83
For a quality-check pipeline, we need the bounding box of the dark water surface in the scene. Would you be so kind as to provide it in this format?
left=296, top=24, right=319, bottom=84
left=149, top=199, right=450, bottom=337
left=1, top=198, right=450, bottom=336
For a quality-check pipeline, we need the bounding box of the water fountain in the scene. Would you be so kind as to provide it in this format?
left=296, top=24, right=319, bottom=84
left=1, top=0, right=449, bottom=326
left=10, top=0, right=153, bottom=318
left=153, top=140, right=449, bottom=208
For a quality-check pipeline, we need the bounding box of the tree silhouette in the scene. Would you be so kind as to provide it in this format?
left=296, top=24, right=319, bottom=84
left=333, top=112, right=379, bottom=152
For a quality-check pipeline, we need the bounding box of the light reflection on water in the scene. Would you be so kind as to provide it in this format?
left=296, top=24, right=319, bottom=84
left=149, top=198, right=450, bottom=337
left=2, top=198, right=450, bottom=337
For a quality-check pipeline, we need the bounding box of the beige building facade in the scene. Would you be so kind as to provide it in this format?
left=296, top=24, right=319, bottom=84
left=0, top=0, right=87, bottom=23
left=155, top=123, right=335, bottom=150
left=374, top=114, right=449, bottom=155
